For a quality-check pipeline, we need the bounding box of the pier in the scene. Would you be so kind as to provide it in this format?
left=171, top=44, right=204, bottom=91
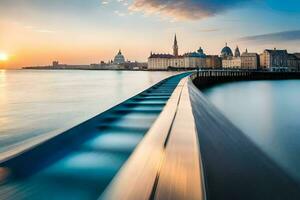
left=193, top=70, right=300, bottom=88
left=1, top=70, right=300, bottom=200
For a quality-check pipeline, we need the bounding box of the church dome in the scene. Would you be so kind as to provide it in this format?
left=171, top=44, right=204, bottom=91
left=184, top=47, right=206, bottom=58
left=114, top=50, right=125, bottom=64
left=221, top=44, right=233, bottom=58
left=197, top=47, right=206, bottom=58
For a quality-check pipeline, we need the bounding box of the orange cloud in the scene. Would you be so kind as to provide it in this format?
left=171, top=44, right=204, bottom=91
left=130, top=0, right=253, bottom=20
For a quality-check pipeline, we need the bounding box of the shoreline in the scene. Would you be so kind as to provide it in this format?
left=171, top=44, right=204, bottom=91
left=21, top=67, right=194, bottom=72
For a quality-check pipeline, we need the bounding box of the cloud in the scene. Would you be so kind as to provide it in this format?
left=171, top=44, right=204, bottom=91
left=239, top=30, right=300, bottom=43
left=101, top=1, right=110, bottom=5
left=199, top=28, right=220, bottom=32
left=114, top=10, right=126, bottom=17
left=129, top=0, right=253, bottom=20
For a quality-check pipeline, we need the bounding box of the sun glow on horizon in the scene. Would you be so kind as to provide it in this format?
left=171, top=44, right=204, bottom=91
left=0, top=53, right=9, bottom=61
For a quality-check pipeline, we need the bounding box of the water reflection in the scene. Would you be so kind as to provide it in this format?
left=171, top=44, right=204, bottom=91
left=84, top=133, right=143, bottom=153
left=203, top=80, right=300, bottom=182
left=0, top=70, right=177, bottom=159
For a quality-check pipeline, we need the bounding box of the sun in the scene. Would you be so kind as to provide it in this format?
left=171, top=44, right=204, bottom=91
left=0, top=53, right=9, bottom=61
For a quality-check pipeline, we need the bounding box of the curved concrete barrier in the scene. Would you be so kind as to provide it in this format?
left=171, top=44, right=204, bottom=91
left=100, top=76, right=206, bottom=200
left=101, top=70, right=300, bottom=200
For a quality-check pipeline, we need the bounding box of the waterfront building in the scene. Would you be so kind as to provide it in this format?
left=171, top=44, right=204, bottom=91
left=206, top=55, right=222, bottom=68
left=222, top=57, right=241, bottom=69
left=221, top=44, right=241, bottom=68
left=51, top=61, right=67, bottom=68
left=113, top=50, right=126, bottom=64
left=234, top=46, right=241, bottom=57
left=148, top=35, right=206, bottom=70
left=259, top=52, right=267, bottom=69
left=220, top=43, right=233, bottom=59
left=288, top=53, right=300, bottom=71
left=123, top=61, right=148, bottom=70
left=183, top=47, right=207, bottom=68
left=241, top=49, right=259, bottom=69
left=259, top=49, right=288, bottom=71
left=295, top=53, right=300, bottom=72
left=90, top=60, right=147, bottom=70
left=52, top=61, right=59, bottom=67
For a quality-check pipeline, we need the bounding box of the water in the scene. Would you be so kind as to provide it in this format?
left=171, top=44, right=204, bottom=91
left=0, top=70, right=177, bottom=160
left=202, top=80, right=300, bottom=182
left=0, top=71, right=188, bottom=200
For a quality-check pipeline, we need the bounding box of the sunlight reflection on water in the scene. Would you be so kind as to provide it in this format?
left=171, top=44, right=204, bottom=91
left=0, top=70, right=177, bottom=158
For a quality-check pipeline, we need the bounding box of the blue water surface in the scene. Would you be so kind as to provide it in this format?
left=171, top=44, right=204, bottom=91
left=0, top=70, right=177, bottom=159
left=202, top=80, right=300, bottom=182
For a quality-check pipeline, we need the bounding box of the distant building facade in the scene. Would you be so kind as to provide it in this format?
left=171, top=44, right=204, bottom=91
left=52, top=61, right=59, bottom=67
left=287, top=53, right=300, bottom=72
left=206, top=55, right=222, bottom=68
left=183, top=48, right=207, bottom=68
left=51, top=61, right=67, bottom=68
left=113, top=50, right=126, bottom=64
left=222, top=45, right=241, bottom=68
left=260, top=49, right=288, bottom=71
left=123, top=61, right=148, bottom=70
left=148, top=35, right=206, bottom=70
left=222, top=57, right=241, bottom=68
left=294, top=53, right=300, bottom=71
left=241, top=49, right=259, bottom=69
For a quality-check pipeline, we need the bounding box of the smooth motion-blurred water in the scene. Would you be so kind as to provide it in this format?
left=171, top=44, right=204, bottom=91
left=0, top=69, right=177, bottom=159
left=202, top=80, right=300, bottom=181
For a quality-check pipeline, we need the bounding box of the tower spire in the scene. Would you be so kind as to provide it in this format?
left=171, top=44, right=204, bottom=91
left=173, top=34, right=178, bottom=57
left=235, top=45, right=240, bottom=57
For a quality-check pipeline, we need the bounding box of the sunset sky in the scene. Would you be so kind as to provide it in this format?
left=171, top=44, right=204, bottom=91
left=0, top=0, right=300, bottom=68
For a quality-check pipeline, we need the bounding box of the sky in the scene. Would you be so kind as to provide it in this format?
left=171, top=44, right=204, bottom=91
left=0, top=0, right=300, bottom=68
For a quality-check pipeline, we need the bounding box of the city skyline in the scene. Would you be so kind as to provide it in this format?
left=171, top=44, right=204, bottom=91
left=1, top=0, right=300, bottom=68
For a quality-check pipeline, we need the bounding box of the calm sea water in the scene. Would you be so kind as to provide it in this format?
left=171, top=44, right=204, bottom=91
left=0, top=70, right=177, bottom=159
left=202, top=80, right=300, bottom=181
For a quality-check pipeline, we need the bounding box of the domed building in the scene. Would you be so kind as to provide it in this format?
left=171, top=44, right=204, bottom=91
left=197, top=47, right=207, bottom=58
left=185, top=47, right=206, bottom=58
left=221, top=43, right=242, bottom=69
left=148, top=35, right=209, bottom=70
left=182, top=47, right=207, bottom=68
left=113, top=50, right=125, bottom=64
left=221, top=43, right=233, bottom=59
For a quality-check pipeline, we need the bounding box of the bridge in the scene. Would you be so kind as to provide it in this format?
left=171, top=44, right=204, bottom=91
left=1, top=70, right=300, bottom=200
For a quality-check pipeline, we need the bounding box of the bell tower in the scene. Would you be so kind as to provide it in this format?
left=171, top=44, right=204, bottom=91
left=173, top=34, right=178, bottom=57
left=235, top=46, right=240, bottom=57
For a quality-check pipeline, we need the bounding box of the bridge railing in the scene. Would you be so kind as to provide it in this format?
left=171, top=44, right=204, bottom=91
left=191, top=70, right=300, bottom=88
left=191, top=70, right=252, bottom=79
